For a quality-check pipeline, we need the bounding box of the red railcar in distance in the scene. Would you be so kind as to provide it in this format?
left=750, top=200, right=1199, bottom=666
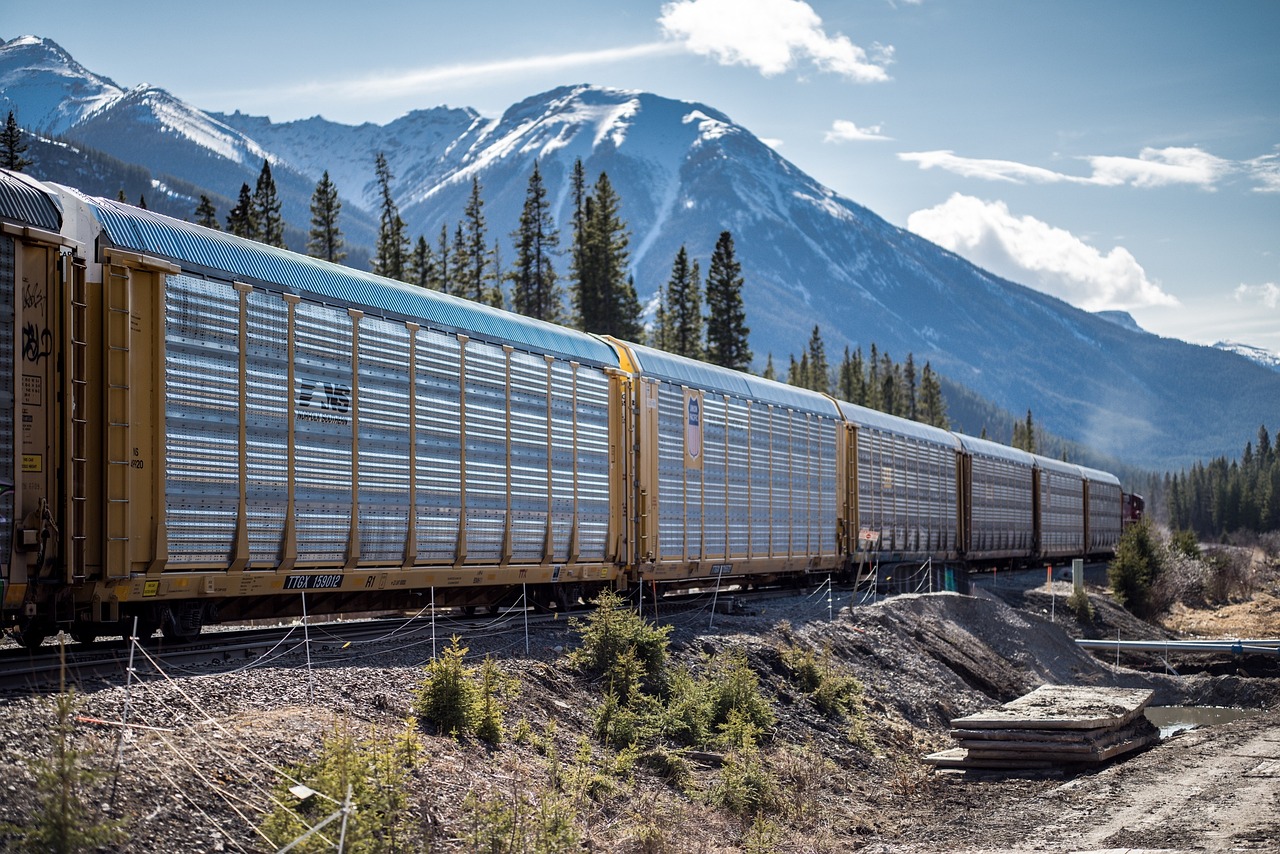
left=1122, top=493, right=1145, bottom=528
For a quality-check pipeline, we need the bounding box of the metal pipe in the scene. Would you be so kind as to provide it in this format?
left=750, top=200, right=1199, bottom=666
left=1077, top=638, right=1280, bottom=655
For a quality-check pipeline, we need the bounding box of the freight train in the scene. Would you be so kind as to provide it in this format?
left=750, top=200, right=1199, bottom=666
left=0, top=169, right=1132, bottom=647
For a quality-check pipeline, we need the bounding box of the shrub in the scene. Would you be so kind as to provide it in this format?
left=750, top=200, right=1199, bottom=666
left=704, top=651, right=774, bottom=744
left=413, top=636, right=514, bottom=742
left=781, top=643, right=863, bottom=720
left=1170, top=529, right=1202, bottom=559
left=569, top=591, right=672, bottom=701
left=5, top=683, right=123, bottom=853
left=1108, top=520, right=1160, bottom=616
left=260, top=720, right=421, bottom=853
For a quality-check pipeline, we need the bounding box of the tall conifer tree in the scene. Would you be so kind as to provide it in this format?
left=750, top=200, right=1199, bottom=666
left=226, top=183, right=256, bottom=237
left=659, top=247, right=703, bottom=359
left=307, top=170, right=345, bottom=262
left=193, top=195, right=219, bottom=229
left=806, top=326, right=830, bottom=394
left=704, top=231, right=752, bottom=371
left=253, top=160, right=284, bottom=247
left=407, top=235, right=435, bottom=289
left=573, top=172, right=640, bottom=339
left=510, top=161, right=564, bottom=322
left=1, top=111, right=31, bottom=172
left=372, top=152, right=409, bottom=280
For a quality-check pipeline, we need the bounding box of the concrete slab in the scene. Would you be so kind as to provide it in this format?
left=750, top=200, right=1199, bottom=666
left=950, top=684, right=1155, bottom=730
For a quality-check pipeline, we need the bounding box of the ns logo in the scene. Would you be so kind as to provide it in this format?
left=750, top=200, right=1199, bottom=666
left=297, top=379, right=351, bottom=414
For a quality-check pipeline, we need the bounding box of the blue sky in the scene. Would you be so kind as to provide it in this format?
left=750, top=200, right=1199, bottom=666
left=7, top=0, right=1279, bottom=352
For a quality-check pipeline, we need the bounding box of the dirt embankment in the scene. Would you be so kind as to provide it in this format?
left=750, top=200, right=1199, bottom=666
left=0, top=583, right=1276, bottom=852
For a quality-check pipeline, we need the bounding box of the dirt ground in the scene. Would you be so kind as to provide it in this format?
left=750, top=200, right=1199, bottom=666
left=0, top=564, right=1276, bottom=852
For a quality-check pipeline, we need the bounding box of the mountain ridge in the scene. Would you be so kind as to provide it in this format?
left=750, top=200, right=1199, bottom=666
left=2, top=34, right=1276, bottom=471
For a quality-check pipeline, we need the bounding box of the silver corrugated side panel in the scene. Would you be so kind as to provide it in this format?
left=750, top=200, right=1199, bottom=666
left=164, top=275, right=239, bottom=563
left=245, top=290, right=289, bottom=565
left=292, top=302, right=353, bottom=562
left=574, top=367, right=611, bottom=561
left=771, top=415, right=792, bottom=554
left=548, top=360, right=576, bottom=561
left=726, top=399, right=751, bottom=557
left=463, top=339, right=508, bottom=562
left=970, top=453, right=1033, bottom=553
left=748, top=408, right=772, bottom=556
left=414, top=329, right=462, bottom=562
left=357, top=316, right=411, bottom=563
left=509, top=350, right=549, bottom=562
left=702, top=395, right=727, bottom=559
left=657, top=383, right=685, bottom=558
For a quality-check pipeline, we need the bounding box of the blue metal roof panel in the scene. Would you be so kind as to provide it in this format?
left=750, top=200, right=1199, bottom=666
left=954, top=432, right=1036, bottom=466
left=0, top=170, right=61, bottom=232
left=84, top=195, right=618, bottom=366
left=625, top=341, right=839, bottom=414
left=837, top=400, right=962, bottom=448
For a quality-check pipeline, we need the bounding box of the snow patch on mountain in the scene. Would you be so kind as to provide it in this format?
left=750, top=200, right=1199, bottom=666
left=1214, top=340, right=1280, bottom=372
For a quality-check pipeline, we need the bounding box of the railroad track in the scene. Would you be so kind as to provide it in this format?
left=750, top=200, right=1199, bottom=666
left=0, top=580, right=854, bottom=694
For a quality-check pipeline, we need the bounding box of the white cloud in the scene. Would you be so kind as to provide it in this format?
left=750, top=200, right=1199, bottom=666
left=899, top=146, right=1241, bottom=190
left=280, top=43, right=680, bottom=102
left=658, top=0, right=891, bottom=82
left=906, top=194, right=1180, bottom=312
left=1246, top=149, right=1280, bottom=193
left=824, top=119, right=891, bottom=142
left=1234, top=282, right=1280, bottom=309
left=898, top=150, right=1085, bottom=184
left=1086, top=147, right=1231, bottom=189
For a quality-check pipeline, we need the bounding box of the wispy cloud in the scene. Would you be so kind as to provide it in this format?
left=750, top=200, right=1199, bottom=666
left=280, top=43, right=681, bottom=102
left=824, top=119, right=891, bottom=142
left=900, top=146, right=1268, bottom=191
left=658, top=0, right=891, bottom=82
left=898, top=150, right=1084, bottom=184
left=906, top=193, right=1180, bottom=312
left=1234, top=282, right=1280, bottom=309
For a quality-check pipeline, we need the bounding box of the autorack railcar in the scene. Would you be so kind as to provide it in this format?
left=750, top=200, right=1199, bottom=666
left=0, top=169, right=1132, bottom=646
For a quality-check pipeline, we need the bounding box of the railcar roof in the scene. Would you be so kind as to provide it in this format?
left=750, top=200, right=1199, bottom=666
left=0, top=169, right=62, bottom=233
left=954, top=432, right=1036, bottom=465
left=1034, top=454, right=1084, bottom=477
left=70, top=190, right=619, bottom=367
left=622, top=340, right=841, bottom=415
left=1077, top=464, right=1122, bottom=487
left=837, top=400, right=962, bottom=448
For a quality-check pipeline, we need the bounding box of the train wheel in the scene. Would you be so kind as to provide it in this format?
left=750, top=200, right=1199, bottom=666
left=161, top=603, right=205, bottom=643
left=15, top=623, right=49, bottom=650
left=70, top=625, right=97, bottom=645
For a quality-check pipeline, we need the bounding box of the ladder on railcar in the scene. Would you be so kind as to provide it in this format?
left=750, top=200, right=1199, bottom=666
left=67, top=258, right=89, bottom=582
left=103, top=265, right=131, bottom=580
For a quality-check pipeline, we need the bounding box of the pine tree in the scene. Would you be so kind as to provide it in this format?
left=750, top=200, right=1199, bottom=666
left=449, top=222, right=468, bottom=296
left=880, top=351, right=898, bottom=416
left=652, top=281, right=671, bottom=352
left=307, top=170, right=345, bottom=262
left=1, top=110, right=32, bottom=172
left=568, top=158, right=589, bottom=327
left=458, top=177, right=490, bottom=303
left=806, top=326, right=830, bottom=394
left=762, top=353, right=776, bottom=381
left=137, top=194, right=147, bottom=210
left=509, top=161, right=565, bottom=322
left=659, top=247, right=704, bottom=359
left=372, top=152, right=409, bottom=280
left=434, top=224, right=451, bottom=293
left=904, top=353, right=918, bottom=421
left=919, top=362, right=948, bottom=428
left=253, top=160, right=284, bottom=247
left=574, top=171, right=640, bottom=339
left=407, top=235, right=435, bottom=289
left=1013, top=409, right=1037, bottom=453
left=226, top=182, right=256, bottom=237
left=193, top=195, right=219, bottom=229
left=485, top=238, right=505, bottom=308
left=866, top=344, right=882, bottom=411
left=704, top=231, right=752, bottom=371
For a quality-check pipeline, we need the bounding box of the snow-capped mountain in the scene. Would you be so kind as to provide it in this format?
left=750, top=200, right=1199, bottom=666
left=3, top=34, right=1278, bottom=470
left=1214, top=341, right=1280, bottom=373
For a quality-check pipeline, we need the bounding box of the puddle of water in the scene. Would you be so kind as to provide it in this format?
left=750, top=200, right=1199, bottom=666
left=1145, top=705, right=1262, bottom=739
